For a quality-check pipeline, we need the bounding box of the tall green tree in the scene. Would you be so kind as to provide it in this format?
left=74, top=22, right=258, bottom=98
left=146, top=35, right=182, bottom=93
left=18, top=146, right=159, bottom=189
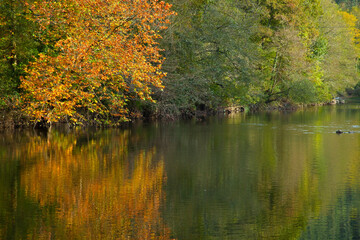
left=158, top=0, right=262, bottom=117
left=256, top=0, right=324, bottom=105
left=0, top=0, right=39, bottom=96
left=318, top=0, right=359, bottom=96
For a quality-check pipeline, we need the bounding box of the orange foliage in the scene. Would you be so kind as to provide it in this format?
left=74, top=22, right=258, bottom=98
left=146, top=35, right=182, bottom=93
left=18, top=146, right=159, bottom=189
left=21, top=0, right=175, bottom=124
left=340, top=11, right=360, bottom=46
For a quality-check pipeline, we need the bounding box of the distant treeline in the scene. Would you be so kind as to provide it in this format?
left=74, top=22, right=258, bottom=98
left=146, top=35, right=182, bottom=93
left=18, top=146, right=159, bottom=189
left=1, top=0, right=360, bottom=125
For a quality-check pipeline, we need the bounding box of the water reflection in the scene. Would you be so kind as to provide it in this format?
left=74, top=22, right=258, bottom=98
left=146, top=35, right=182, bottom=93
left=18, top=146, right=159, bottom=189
left=0, top=129, right=171, bottom=239
left=2, top=105, right=360, bottom=239
left=300, top=137, right=360, bottom=240
left=163, top=105, right=360, bottom=239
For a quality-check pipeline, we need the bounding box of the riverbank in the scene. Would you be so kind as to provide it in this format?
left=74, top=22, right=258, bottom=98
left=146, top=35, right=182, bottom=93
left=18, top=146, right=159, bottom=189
left=0, top=99, right=348, bottom=131
left=0, top=108, right=30, bottom=130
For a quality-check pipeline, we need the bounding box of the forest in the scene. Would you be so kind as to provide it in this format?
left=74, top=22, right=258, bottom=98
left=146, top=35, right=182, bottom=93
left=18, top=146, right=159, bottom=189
left=1, top=0, right=360, bottom=126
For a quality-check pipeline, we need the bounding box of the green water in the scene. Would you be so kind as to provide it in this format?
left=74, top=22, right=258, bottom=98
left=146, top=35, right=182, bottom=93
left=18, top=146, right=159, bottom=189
left=1, top=104, right=360, bottom=239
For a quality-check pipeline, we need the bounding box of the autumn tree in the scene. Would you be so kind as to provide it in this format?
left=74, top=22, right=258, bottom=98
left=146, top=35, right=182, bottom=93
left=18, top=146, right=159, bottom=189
left=21, top=0, right=174, bottom=124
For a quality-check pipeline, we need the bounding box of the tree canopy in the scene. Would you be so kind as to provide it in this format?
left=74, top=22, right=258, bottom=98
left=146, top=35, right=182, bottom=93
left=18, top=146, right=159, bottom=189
left=0, top=0, right=359, bottom=124
left=20, top=0, right=174, bottom=124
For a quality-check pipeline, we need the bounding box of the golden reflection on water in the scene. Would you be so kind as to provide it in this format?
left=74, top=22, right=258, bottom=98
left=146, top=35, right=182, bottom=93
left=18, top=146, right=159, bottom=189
left=18, top=129, right=171, bottom=239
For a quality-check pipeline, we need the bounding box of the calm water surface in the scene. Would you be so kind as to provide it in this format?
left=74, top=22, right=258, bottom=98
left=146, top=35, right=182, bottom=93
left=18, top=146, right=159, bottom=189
left=1, top=104, right=360, bottom=239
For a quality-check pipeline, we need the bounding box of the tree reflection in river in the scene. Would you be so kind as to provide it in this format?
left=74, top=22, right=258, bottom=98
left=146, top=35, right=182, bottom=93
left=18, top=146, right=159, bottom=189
left=162, top=106, right=360, bottom=239
left=0, top=129, right=171, bottom=239
left=2, top=105, right=360, bottom=239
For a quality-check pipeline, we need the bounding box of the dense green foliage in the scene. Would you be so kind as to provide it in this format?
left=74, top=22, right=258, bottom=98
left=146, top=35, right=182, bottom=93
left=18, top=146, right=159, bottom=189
left=156, top=0, right=360, bottom=117
left=157, top=0, right=262, bottom=117
left=0, top=0, right=360, bottom=124
left=0, top=0, right=39, bottom=96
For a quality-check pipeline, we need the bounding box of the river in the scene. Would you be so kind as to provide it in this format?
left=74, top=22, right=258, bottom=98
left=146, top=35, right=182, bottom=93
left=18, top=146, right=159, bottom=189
left=1, top=104, right=360, bottom=239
